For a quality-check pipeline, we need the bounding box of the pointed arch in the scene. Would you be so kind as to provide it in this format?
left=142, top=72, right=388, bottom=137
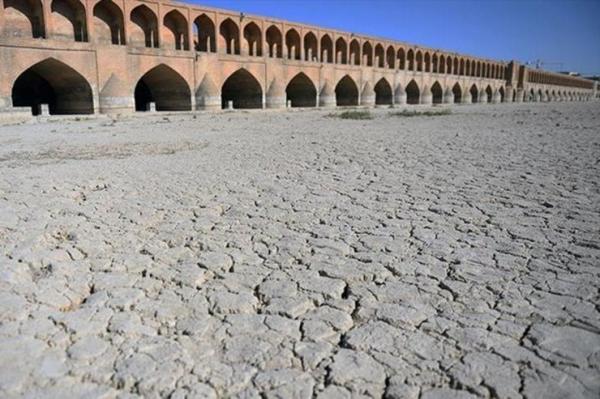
left=194, top=14, right=216, bottom=52
left=453, top=57, right=459, bottom=75
left=50, top=0, right=88, bottom=42
left=131, top=5, right=158, bottom=48
left=407, top=49, right=415, bottom=71
left=446, top=56, right=452, bottom=74
left=221, top=69, right=262, bottom=109
left=416, top=51, right=423, bottom=72
left=243, top=22, right=262, bottom=56
left=163, top=10, right=189, bottom=50
left=406, top=80, right=420, bottom=104
left=465, top=59, right=471, bottom=76
left=499, top=86, right=506, bottom=102
left=134, top=64, right=191, bottom=111
left=485, top=85, right=493, bottom=103
left=375, top=44, right=385, bottom=68
left=286, top=73, right=317, bottom=107
left=432, top=54, right=439, bottom=73
left=397, top=48, right=406, bottom=70
left=424, top=52, right=431, bottom=73
left=439, top=54, right=445, bottom=74
left=266, top=25, right=282, bottom=58
left=470, top=84, right=479, bottom=103
left=335, top=37, right=348, bottom=64
left=321, top=34, right=333, bottom=63
left=350, top=39, right=360, bottom=66
left=3, top=0, right=45, bottom=39
left=459, top=58, right=465, bottom=75
left=386, top=46, right=395, bottom=69
left=363, top=41, right=373, bottom=67
left=220, top=18, right=240, bottom=55
left=431, top=82, right=443, bottom=104
left=285, top=28, right=301, bottom=60
left=92, top=0, right=125, bottom=45
left=12, top=58, right=93, bottom=115
left=304, top=32, right=318, bottom=61
left=452, top=82, right=462, bottom=104
left=335, top=75, right=359, bottom=106
left=374, top=78, right=393, bottom=105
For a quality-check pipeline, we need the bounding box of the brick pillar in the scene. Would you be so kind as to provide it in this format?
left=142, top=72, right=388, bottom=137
left=85, top=0, right=93, bottom=43
left=40, top=0, right=52, bottom=39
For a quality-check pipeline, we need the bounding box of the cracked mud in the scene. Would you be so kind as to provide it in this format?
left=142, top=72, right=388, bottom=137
left=0, top=103, right=599, bottom=398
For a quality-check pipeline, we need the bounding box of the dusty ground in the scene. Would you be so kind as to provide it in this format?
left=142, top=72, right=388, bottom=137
left=0, top=103, right=599, bottom=399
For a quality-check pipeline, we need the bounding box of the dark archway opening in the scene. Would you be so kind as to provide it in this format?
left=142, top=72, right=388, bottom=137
left=406, top=80, right=420, bottom=104
left=452, top=83, right=462, bottom=103
left=12, top=58, right=93, bottom=115
left=221, top=69, right=263, bottom=109
left=431, top=82, right=443, bottom=104
left=134, top=65, right=191, bottom=111
left=374, top=78, right=393, bottom=105
left=286, top=73, right=316, bottom=107
left=335, top=76, right=359, bottom=106
left=470, top=85, right=478, bottom=103
left=486, top=86, right=493, bottom=103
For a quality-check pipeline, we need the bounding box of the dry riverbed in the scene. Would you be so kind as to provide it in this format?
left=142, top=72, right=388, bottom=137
left=0, top=103, right=599, bottom=398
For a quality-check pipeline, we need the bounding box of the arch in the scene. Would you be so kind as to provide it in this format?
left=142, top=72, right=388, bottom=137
left=286, top=73, right=317, bottom=108
left=134, top=64, right=191, bottom=111
left=453, top=57, right=459, bottom=75
left=12, top=58, right=93, bottom=115
left=93, top=0, right=125, bottom=45
left=50, top=0, right=88, bottom=42
left=431, top=82, right=443, bottom=104
left=304, top=32, right=318, bottom=61
left=130, top=5, right=158, bottom=48
left=446, top=56, right=452, bottom=74
left=3, top=0, right=45, bottom=39
left=439, top=55, right=445, bottom=74
left=163, top=10, right=189, bottom=50
left=424, top=52, right=431, bottom=73
left=266, top=25, right=282, bottom=58
left=221, top=69, right=262, bottom=109
left=398, top=48, right=406, bottom=70
left=220, top=18, right=240, bottom=55
left=243, top=22, right=262, bottom=56
left=335, top=37, right=348, bottom=64
left=485, top=85, right=493, bottom=103
left=459, top=59, right=465, bottom=75
left=386, top=46, right=395, bottom=69
left=476, top=61, right=481, bottom=77
left=363, top=41, right=373, bottom=67
left=350, top=39, right=360, bottom=65
left=194, top=14, right=216, bottom=52
left=374, top=44, right=385, bottom=68
left=465, top=59, right=471, bottom=76
left=374, top=78, right=393, bottom=105
left=470, top=84, right=478, bottom=103
left=286, top=29, right=301, bottom=60
left=452, top=82, right=462, bottom=103
left=499, top=86, right=506, bottom=102
left=416, top=51, right=423, bottom=72
left=335, top=75, right=359, bottom=106
left=406, top=80, right=420, bottom=104
left=432, top=54, right=438, bottom=73
left=321, top=34, right=333, bottom=63
left=407, top=49, right=414, bottom=71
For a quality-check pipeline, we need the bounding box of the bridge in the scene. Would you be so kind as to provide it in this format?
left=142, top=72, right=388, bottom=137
left=0, top=0, right=597, bottom=117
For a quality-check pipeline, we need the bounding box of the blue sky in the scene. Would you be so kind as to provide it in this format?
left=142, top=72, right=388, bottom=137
left=189, top=0, right=600, bottom=75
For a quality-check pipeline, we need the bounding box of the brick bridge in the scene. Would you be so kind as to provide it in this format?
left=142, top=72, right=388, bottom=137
left=0, top=0, right=598, bottom=116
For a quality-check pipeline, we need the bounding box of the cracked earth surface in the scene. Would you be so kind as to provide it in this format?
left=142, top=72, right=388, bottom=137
left=0, top=103, right=599, bottom=399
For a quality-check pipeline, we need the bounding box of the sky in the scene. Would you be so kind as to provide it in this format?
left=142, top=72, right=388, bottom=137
left=188, top=0, right=600, bottom=75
